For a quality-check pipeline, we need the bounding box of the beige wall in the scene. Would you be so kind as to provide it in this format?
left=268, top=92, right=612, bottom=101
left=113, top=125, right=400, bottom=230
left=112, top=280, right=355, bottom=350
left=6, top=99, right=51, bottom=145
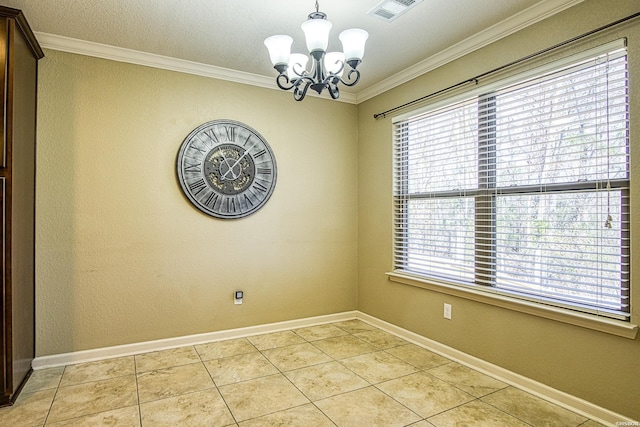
left=358, top=0, right=640, bottom=420
left=36, top=51, right=359, bottom=355
left=34, top=0, right=640, bottom=420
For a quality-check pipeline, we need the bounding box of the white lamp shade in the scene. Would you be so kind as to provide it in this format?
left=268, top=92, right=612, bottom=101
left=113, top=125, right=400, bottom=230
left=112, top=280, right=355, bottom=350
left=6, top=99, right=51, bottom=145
left=288, top=53, right=309, bottom=79
left=301, top=18, right=332, bottom=52
left=339, top=28, right=369, bottom=61
left=324, top=52, right=345, bottom=76
left=264, top=35, right=293, bottom=66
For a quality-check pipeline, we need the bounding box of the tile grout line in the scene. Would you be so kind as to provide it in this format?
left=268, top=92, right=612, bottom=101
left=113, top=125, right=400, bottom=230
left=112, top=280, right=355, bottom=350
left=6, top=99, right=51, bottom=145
left=254, top=328, right=335, bottom=425
left=323, top=324, right=426, bottom=424
left=133, top=353, right=143, bottom=427
left=195, top=344, right=240, bottom=427
left=41, top=366, right=65, bottom=426
left=298, top=324, right=424, bottom=426
left=475, top=387, right=538, bottom=427
left=286, top=328, right=350, bottom=427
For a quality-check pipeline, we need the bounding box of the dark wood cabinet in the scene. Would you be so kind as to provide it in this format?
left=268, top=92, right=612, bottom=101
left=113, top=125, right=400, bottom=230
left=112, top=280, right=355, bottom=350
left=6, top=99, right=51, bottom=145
left=0, top=6, right=43, bottom=406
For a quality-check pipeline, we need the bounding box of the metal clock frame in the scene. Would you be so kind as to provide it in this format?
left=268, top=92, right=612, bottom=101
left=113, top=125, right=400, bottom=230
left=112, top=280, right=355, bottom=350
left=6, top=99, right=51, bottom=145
left=176, top=120, right=277, bottom=219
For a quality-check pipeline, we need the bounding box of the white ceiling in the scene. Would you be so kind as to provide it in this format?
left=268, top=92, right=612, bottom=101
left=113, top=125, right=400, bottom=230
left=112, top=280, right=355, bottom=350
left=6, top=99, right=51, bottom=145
left=6, top=0, right=582, bottom=102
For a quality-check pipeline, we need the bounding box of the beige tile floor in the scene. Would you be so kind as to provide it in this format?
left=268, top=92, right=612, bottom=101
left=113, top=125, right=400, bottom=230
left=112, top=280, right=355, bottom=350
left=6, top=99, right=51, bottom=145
left=0, top=320, right=606, bottom=426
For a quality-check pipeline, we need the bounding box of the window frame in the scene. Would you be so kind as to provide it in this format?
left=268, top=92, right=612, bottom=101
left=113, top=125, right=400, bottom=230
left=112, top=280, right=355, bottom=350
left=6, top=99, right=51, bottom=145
left=389, top=39, right=637, bottom=338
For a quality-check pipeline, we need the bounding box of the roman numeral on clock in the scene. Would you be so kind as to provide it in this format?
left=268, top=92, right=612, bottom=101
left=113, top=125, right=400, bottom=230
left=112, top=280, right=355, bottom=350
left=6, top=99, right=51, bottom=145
left=257, top=167, right=272, bottom=175
left=184, top=160, right=201, bottom=173
left=226, top=197, right=237, bottom=213
left=224, top=126, right=236, bottom=142
left=252, top=181, right=268, bottom=193
left=188, top=179, right=207, bottom=196
left=190, top=143, right=208, bottom=155
left=203, top=129, right=220, bottom=144
left=204, top=192, right=218, bottom=208
left=253, top=149, right=267, bottom=159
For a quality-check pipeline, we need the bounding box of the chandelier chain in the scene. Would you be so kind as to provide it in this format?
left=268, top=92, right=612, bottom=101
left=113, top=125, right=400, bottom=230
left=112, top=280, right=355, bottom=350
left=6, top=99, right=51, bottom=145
left=315, top=0, right=319, bottom=13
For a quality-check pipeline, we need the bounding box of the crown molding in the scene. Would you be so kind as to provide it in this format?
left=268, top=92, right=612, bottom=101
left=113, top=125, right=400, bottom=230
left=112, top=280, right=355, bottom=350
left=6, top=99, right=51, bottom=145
left=34, top=32, right=358, bottom=105
left=355, top=0, right=585, bottom=103
left=34, top=0, right=580, bottom=106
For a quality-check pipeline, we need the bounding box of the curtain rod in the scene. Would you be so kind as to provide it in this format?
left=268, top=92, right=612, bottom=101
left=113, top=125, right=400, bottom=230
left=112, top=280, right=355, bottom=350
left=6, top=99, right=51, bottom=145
left=373, top=10, right=640, bottom=120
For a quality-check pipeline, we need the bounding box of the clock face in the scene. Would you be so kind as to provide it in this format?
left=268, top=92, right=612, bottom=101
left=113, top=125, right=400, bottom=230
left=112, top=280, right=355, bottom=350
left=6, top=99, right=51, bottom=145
left=177, top=120, right=277, bottom=219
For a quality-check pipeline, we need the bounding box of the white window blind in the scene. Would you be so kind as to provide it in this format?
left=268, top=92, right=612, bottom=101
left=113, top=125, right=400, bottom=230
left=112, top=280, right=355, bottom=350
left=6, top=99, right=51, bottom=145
left=393, top=40, right=630, bottom=319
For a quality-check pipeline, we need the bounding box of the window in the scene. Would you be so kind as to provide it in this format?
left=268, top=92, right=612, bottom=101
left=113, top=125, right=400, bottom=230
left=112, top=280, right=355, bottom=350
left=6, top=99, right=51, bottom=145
left=393, top=40, right=630, bottom=320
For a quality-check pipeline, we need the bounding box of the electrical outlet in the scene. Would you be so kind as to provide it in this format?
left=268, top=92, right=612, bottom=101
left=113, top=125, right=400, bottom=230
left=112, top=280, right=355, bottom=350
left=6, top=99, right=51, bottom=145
left=234, top=291, right=243, bottom=305
left=444, top=303, right=452, bottom=320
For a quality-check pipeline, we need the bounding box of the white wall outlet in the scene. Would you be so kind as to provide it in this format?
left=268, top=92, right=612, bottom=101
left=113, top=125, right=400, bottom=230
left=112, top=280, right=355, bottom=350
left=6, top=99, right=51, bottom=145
left=444, top=303, right=452, bottom=320
left=234, top=291, right=243, bottom=305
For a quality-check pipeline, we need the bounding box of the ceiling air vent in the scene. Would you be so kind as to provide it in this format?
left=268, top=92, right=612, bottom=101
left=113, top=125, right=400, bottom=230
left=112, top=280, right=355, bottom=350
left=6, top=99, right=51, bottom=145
left=367, top=0, right=423, bottom=22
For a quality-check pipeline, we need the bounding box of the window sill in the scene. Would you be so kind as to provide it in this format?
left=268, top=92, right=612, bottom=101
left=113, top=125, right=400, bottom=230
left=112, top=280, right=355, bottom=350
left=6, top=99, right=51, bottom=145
left=387, top=271, right=638, bottom=339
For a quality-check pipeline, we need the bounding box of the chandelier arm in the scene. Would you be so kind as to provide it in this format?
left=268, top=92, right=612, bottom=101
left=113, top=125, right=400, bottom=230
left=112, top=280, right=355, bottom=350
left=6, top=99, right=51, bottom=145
left=294, top=74, right=316, bottom=88
left=291, top=62, right=308, bottom=79
left=276, top=73, right=296, bottom=91
left=293, top=79, right=313, bottom=101
left=327, top=60, right=345, bottom=77
left=320, top=74, right=339, bottom=87
left=338, top=68, right=361, bottom=87
left=327, top=81, right=340, bottom=99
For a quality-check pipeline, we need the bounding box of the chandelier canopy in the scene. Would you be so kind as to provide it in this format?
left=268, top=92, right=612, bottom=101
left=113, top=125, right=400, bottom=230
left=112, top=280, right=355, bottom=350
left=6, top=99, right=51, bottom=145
left=264, top=1, right=369, bottom=101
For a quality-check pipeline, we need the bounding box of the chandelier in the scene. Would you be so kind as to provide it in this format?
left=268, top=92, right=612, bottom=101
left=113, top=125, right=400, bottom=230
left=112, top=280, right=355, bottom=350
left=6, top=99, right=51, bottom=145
left=264, top=1, right=369, bottom=101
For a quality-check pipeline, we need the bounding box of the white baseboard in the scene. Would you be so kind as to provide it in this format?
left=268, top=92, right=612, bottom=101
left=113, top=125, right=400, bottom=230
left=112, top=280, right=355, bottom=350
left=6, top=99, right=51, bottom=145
left=32, top=310, right=634, bottom=425
left=356, top=312, right=636, bottom=427
left=32, top=311, right=357, bottom=369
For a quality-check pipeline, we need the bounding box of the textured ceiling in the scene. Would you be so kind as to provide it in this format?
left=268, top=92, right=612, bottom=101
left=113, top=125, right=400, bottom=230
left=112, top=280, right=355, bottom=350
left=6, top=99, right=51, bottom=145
left=5, top=0, right=582, bottom=98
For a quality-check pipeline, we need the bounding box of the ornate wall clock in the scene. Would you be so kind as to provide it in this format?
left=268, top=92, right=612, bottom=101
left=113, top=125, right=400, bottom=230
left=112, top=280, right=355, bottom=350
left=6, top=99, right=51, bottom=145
left=177, top=120, right=277, bottom=219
